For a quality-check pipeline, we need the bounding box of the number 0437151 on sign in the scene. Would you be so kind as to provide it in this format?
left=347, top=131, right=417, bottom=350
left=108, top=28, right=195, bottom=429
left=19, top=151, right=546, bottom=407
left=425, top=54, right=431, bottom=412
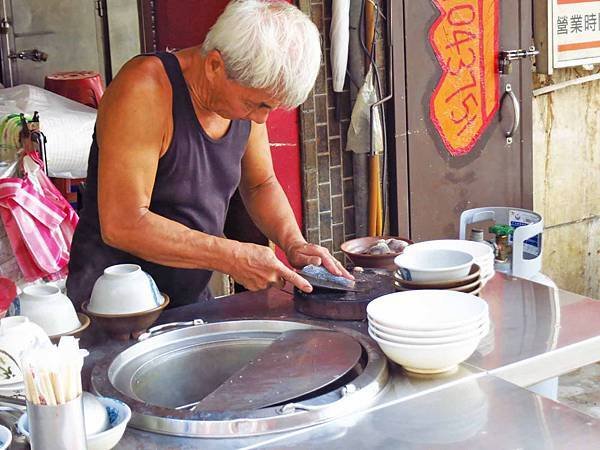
left=429, top=0, right=500, bottom=157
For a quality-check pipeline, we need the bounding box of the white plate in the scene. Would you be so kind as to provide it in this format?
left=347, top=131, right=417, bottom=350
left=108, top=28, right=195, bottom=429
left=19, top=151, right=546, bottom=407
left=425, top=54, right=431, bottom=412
left=0, top=376, right=21, bottom=387
left=0, top=379, right=23, bottom=389
left=0, top=382, right=24, bottom=396
left=367, top=290, right=489, bottom=331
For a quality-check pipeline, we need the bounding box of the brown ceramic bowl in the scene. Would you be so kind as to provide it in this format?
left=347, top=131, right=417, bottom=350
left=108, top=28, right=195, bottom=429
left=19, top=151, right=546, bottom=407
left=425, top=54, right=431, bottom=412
left=341, top=236, right=414, bottom=270
left=393, top=264, right=481, bottom=290
left=394, top=279, right=482, bottom=294
left=49, top=312, right=91, bottom=344
left=82, top=294, right=170, bottom=341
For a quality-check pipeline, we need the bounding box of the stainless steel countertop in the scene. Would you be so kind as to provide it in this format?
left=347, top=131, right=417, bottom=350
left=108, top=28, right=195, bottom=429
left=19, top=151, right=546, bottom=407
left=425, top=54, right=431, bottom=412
left=253, top=374, right=600, bottom=449
left=466, top=275, right=600, bottom=386
left=78, top=273, right=600, bottom=448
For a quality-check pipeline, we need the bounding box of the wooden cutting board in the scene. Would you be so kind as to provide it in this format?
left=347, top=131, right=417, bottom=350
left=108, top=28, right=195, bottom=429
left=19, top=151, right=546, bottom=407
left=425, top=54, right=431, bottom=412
left=294, top=270, right=394, bottom=320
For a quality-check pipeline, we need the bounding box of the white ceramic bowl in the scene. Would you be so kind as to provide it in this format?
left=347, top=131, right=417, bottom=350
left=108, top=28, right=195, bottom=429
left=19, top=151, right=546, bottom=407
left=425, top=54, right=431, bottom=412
left=19, top=284, right=81, bottom=336
left=367, top=290, right=489, bottom=331
left=0, top=379, right=24, bottom=396
left=0, top=424, right=11, bottom=450
left=18, top=396, right=131, bottom=450
left=368, top=328, right=483, bottom=373
left=394, top=249, right=474, bottom=282
left=406, top=241, right=495, bottom=279
left=88, top=264, right=163, bottom=315
left=368, top=320, right=489, bottom=345
left=476, top=253, right=495, bottom=263
left=368, top=313, right=489, bottom=338
left=0, top=316, right=50, bottom=385
left=404, top=239, right=494, bottom=260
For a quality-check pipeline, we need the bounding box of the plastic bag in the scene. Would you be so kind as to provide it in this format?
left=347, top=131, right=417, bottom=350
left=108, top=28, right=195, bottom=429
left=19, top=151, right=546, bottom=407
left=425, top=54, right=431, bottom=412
left=346, top=68, right=384, bottom=154
left=0, top=85, right=96, bottom=178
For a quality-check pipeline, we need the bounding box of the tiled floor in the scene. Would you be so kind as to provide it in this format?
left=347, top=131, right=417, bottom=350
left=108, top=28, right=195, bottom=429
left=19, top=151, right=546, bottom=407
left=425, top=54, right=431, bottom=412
left=558, top=362, right=600, bottom=418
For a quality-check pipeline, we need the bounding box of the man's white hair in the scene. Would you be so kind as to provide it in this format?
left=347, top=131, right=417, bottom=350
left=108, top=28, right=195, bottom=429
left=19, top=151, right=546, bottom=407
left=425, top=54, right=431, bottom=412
left=202, top=0, right=321, bottom=109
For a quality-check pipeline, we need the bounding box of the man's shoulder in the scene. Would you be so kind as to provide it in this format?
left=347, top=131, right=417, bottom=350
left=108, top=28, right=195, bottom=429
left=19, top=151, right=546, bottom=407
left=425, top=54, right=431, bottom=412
left=97, top=55, right=171, bottom=120
left=99, top=56, right=171, bottom=112
left=116, top=55, right=168, bottom=88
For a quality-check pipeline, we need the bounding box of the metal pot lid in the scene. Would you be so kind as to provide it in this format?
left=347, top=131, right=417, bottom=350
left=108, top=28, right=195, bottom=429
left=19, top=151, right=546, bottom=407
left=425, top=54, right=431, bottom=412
left=186, top=329, right=363, bottom=412
left=91, top=319, right=388, bottom=438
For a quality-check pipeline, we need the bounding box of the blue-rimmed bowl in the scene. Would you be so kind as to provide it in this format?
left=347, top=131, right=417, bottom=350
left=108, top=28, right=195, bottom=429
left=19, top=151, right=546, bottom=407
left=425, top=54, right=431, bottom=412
left=18, top=397, right=131, bottom=450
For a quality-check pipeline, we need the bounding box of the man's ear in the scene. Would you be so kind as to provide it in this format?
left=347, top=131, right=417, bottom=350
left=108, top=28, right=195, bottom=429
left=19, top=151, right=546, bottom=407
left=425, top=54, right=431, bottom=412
left=204, top=50, right=226, bottom=84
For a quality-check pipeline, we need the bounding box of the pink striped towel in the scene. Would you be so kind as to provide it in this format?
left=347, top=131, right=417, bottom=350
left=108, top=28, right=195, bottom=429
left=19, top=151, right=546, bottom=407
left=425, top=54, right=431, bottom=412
left=0, top=152, right=78, bottom=281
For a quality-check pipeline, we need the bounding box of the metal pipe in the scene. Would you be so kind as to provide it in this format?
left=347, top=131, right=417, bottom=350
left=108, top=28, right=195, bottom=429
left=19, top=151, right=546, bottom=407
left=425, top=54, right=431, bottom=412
left=348, top=0, right=366, bottom=101
left=533, top=72, right=600, bottom=96
left=361, top=0, right=393, bottom=235
left=349, top=0, right=368, bottom=237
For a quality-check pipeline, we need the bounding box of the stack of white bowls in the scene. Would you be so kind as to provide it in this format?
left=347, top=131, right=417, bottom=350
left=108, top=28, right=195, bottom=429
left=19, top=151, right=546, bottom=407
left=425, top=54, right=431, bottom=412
left=367, top=290, right=490, bottom=374
left=403, top=240, right=495, bottom=284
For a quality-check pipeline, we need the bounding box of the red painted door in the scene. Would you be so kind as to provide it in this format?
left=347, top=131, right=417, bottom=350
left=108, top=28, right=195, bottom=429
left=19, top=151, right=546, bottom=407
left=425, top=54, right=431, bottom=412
left=392, top=0, right=533, bottom=241
left=154, top=1, right=303, bottom=238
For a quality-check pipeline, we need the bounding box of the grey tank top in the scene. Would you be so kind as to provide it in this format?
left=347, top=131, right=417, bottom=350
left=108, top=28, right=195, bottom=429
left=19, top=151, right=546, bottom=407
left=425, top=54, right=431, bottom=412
left=67, top=52, right=251, bottom=308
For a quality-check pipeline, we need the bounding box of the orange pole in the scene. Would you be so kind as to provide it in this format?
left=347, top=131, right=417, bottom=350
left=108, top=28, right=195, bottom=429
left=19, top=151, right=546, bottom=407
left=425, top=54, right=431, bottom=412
left=368, top=154, right=382, bottom=236
left=366, top=1, right=380, bottom=236
left=376, top=157, right=383, bottom=235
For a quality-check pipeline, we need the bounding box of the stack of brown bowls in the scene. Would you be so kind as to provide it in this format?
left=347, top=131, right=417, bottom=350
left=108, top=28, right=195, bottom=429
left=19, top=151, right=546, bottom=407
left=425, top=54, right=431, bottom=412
left=393, top=263, right=483, bottom=296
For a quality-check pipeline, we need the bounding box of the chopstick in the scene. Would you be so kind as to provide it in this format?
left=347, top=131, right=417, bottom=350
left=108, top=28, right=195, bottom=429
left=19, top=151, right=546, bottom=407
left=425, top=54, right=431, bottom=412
left=20, top=337, right=88, bottom=406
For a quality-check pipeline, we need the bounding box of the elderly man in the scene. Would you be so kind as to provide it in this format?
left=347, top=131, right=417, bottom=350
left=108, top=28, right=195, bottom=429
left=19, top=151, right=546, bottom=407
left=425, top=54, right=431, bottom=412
left=67, top=0, right=352, bottom=308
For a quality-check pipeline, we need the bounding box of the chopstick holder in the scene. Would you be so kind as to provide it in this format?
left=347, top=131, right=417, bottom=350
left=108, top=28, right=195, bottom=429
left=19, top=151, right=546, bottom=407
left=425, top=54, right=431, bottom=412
left=21, top=336, right=89, bottom=449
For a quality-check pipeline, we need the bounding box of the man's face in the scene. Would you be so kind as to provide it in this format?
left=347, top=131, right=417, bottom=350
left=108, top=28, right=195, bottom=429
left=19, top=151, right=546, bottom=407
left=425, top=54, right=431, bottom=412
left=204, top=51, right=282, bottom=123
left=217, top=80, right=281, bottom=124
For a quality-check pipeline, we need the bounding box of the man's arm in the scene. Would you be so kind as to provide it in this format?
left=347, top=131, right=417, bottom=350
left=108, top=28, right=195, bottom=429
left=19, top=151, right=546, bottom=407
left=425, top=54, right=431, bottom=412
left=96, top=57, right=311, bottom=292
left=239, top=122, right=352, bottom=279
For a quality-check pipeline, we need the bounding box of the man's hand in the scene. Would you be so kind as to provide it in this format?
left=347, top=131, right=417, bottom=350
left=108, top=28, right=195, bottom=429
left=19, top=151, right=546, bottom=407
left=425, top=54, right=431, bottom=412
left=285, top=241, right=354, bottom=280
left=229, top=242, right=313, bottom=293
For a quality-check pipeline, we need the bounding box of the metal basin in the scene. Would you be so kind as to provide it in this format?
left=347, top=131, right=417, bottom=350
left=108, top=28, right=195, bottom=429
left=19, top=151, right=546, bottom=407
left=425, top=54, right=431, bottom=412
left=91, top=320, right=389, bottom=438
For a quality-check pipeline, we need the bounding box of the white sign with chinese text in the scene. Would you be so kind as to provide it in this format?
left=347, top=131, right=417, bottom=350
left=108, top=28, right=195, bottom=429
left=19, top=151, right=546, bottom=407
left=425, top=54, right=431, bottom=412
left=553, top=0, right=600, bottom=67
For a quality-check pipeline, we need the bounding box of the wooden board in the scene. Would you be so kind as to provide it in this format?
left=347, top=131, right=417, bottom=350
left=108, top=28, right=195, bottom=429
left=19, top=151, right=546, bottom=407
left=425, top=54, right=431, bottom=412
left=294, top=271, right=394, bottom=320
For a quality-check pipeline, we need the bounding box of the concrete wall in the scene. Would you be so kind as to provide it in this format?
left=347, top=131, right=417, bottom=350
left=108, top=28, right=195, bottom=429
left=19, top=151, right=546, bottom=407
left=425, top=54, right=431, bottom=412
left=533, top=69, right=600, bottom=298
left=8, top=0, right=103, bottom=86
left=107, top=0, right=141, bottom=75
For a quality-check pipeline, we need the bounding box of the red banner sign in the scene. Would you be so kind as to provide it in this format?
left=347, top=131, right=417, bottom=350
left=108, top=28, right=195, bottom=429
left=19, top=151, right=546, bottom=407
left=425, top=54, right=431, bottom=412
left=429, top=0, right=500, bottom=156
